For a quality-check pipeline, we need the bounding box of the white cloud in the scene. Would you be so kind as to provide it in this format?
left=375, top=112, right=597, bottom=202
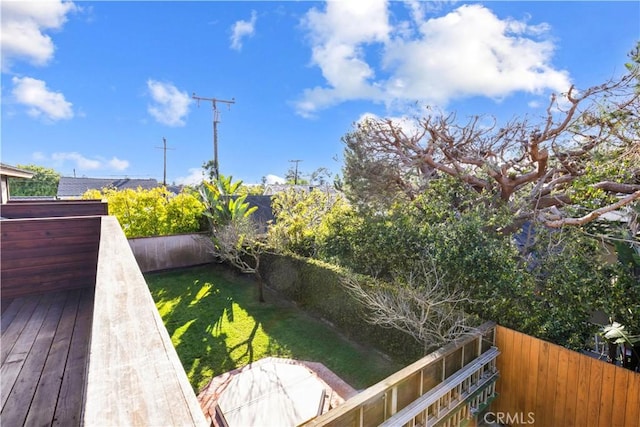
left=12, top=76, right=74, bottom=121
left=383, top=5, right=570, bottom=104
left=296, top=0, right=390, bottom=116
left=175, top=167, right=205, bottom=186
left=147, top=79, right=191, bottom=127
left=230, top=10, right=257, bottom=51
left=296, top=2, right=571, bottom=116
left=263, top=174, right=285, bottom=185
left=38, top=151, right=130, bottom=172
left=108, top=157, right=130, bottom=171
left=1, top=0, right=77, bottom=70
left=51, top=152, right=101, bottom=170
left=357, top=112, right=422, bottom=137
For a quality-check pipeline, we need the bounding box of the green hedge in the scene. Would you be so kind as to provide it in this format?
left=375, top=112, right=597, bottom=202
left=259, top=252, right=422, bottom=363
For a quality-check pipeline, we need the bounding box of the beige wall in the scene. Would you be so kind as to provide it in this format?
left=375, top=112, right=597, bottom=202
left=128, top=233, right=212, bottom=273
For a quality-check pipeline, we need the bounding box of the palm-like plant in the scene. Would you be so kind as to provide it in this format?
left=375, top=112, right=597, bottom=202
left=601, top=321, right=640, bottom=370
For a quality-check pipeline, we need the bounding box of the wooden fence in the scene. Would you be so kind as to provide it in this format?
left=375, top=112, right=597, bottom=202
left=492, top=325, right=640, bottom=427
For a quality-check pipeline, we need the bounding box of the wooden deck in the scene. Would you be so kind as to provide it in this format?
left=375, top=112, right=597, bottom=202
left=1, top=205, right=207, bottom=427
left=1, top=287, right=94, bottom=426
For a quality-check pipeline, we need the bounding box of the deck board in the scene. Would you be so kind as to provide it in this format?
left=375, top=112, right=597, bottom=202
left=53, top=288, right=94, bottom=426
left=2, top=291, right=67, bottom=426
left=0, top=288, right=93, bottom=427
left=1, top=296, right=26, bottom=332
left=25, top=290, right=80, bottom=427
left=0, top=295, right=42, bottom=363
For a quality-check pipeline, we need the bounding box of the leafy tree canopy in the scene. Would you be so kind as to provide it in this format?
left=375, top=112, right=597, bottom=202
left=8, top=164, right=60, bottom=197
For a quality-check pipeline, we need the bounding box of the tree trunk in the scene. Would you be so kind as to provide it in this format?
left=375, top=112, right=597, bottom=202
left=254, top=256, right=265, bottom=303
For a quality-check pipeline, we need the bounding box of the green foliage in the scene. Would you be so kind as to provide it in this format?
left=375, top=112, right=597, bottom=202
left=285, top=166, right=309, bottom=185
left=8, top=164, right=60, bottom=197
left=523, top=228, right=608, bottom=348
left=599, top=240, right=640, bottom=338
left=314, top=176, right=617, bottom=351
left=82, top=186, right=205, bottom=238
left=238, top=184, right=265, bottom=196
left=269, top=188, right=347, bottom=257
left=200, top=174, right=266, bottom=300
left=200, top=175, right=257, bottom=229
left=569, top=156, right=634, bottom=209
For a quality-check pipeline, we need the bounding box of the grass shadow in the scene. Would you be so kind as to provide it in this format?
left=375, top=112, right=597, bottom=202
left=145, top=264, right=402, bottom=392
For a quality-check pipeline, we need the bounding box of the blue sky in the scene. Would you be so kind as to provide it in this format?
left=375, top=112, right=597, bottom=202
left=1, top=1, right=638, bottom=185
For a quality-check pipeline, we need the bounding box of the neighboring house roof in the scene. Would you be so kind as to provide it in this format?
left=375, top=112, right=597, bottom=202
left=0, top=163, right=35, bottom=179
left=263, top=184, right=337, bottom=196
left=57, top=176, right=159, bottom=198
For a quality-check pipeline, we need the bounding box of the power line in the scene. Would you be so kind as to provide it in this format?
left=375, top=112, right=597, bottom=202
left=192, top=93, right=235, bottom=180
left=155, top=137, right=175, bottom=186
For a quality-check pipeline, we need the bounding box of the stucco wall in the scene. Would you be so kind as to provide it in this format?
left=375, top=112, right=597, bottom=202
left=128, top=233, right=212, bottom=273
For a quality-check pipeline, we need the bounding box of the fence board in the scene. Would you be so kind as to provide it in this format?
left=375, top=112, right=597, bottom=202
left=563, top=345, right=580, bottom=426
left=574, top=356, right=591, bottom=427
left=553, top=347, right=569, bottom=425
left=624, top=371, right=640, bottom=427
left=516, top=329, right=530, bottom=412
left=533, top=340, right=549, bottom=424
left=524, top=334, right=540, bottom=421
left=493, top=326, right=640, bottom=427
left=609, top=369, right=628, bottom=427
left=587, top=359, right=604, bottom=424
left=497, top=327, right=515, bottom=413
left=598, top=362, right=616, bottom=427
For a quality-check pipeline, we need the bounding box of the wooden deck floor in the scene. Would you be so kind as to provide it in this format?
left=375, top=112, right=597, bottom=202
left=1, top=287, right=94, bottom=426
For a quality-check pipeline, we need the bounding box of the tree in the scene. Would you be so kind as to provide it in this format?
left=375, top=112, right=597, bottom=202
left=200, top=175, right=267, bottom=302
left=309, top=167, right=332, bottom=186
left=342, top=48, right=640, bottom=230
left=317, top=175, right=613, bottom=350
left=269, top=187, right=347, bottom=257
left=8, top=164, right=60, bottom=197
left=343, top=259, right=480, bottom=354
left=285, top=166, right=309, bottom=185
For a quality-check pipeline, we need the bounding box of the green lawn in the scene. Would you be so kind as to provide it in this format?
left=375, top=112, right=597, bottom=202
left=145, top=264, right=402, bottom=393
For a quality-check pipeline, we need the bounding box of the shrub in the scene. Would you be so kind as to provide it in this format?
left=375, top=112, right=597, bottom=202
left=83, top=187, right=205, bottom=238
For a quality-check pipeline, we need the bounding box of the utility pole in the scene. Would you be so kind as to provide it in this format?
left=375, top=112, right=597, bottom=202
left=155, top=137, right=175, bottom=186
left=289, top=159, right=303, bottom=185
left=192, top=93, right=235, bottom=180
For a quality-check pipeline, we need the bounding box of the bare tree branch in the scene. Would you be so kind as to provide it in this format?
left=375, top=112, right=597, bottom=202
left=545, top=190, right=640, bottom=228
left=342, top=261, right=479, bottom=353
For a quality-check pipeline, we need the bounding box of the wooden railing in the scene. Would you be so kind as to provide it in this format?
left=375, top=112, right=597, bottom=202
left=83, top=216, right=208, bottom=426
left=1, top=199, right=107, bottom=218
left=304, top=322, right=497, bottom=427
